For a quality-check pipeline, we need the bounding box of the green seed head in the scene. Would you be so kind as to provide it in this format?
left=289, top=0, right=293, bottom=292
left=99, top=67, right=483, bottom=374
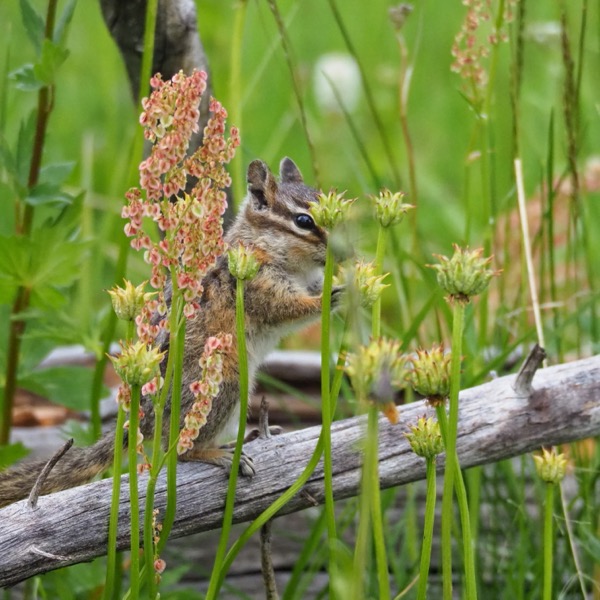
left=109, top=341, right=165, bottom=387
left=309, top=189, right=355, bottom=230
left=405, top=416, right=444, bottom=459
left=533, top=448, right=567, bottom=484
left=429, top=244, right=499, bottom=303
left=336, top=260, right=390, bottom=309
left=107, top=280, right=155, bottom=321
left=345, top=337, right=405, bottom=403
left=227, top=243, right=261, bottom=281
left=374, top=189, right=413, bottom=228
left=406, top=344, right=453, bottom=406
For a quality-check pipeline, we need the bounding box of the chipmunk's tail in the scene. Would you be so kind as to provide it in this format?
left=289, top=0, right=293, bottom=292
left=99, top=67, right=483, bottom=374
left=0, top=432, right=116, bottom=508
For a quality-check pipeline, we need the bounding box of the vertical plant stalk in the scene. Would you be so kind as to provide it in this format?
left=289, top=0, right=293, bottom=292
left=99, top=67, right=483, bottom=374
left=440, top=301, right=478, bottom=600
left=356, top=223, right=391, bottom=599
left=327, top=0, right=402, bottom=189
left=127, top=382, right=142, bottom=598
left=1, top=0, right=58, bottom=446
left=416, top=457, right=437, bottom=600
left=161, top=288, right=185, bottom=545
left=104, top=319, right=135, bottom=600
left=320, top=241, right=338, bottom=586
left=229, top=0, right=247, bottom=207
left=88, top=0, right=159, bottom=441
left=266, top=0, right=320, bottom=187
left=205, top=277, right=251, bottom=600
left=514, top=158, right=547, bottom=360
left=216, top=328, right=350, bottom=591
left=542, top=482, right=554, bottom=600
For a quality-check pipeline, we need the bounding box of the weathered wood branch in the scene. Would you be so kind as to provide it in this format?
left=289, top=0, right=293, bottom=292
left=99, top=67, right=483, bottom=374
left=2, top=355, right=599, bottom=586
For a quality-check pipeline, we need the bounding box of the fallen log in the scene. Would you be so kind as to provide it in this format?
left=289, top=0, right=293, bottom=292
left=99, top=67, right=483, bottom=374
left=1, top=354, right=599, bottom=587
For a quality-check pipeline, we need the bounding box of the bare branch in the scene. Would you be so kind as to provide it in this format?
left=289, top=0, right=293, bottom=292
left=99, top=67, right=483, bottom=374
left=1, top=354, right=599, bottom=586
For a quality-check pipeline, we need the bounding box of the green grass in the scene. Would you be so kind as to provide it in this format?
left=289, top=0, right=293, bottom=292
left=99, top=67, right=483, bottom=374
left=1, top=0, right=599, bottom=597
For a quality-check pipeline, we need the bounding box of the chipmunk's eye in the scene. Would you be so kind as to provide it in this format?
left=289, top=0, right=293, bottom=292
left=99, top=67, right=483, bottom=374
left=294, top=214, right=316, bottom=230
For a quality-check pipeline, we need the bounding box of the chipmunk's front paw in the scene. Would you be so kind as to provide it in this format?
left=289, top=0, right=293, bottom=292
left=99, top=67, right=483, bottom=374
left=331, top=285, right=345, bottom=309
left=218, top=448, right=256, bottom=478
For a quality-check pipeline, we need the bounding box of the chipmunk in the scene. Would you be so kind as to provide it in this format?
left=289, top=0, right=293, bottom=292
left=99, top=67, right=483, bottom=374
left=0, top=157, right=341, bottom=508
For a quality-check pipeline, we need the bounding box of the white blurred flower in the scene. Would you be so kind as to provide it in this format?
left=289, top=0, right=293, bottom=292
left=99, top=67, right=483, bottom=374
left=313, top=53, right=361, bottom=114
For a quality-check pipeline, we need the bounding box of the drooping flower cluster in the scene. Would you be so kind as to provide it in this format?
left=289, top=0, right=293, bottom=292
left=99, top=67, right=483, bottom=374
left=177, top=333, right=234, bottom=455
left=450, top=0, right=516, bottom=105
left=122, top=69, right=240, bottom=336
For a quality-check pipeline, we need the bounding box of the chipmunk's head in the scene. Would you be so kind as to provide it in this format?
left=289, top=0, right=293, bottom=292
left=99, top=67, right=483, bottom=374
left=229, top=158, right=328, bottom=283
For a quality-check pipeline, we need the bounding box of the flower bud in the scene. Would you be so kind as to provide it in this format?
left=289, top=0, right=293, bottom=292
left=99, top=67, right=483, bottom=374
left=406, top=344, right=452, bottom=406
left=228, top=243, right=261, bottom=280
left=107, top=280, right=155, bottom=321
left=429, top=244, right=500, bottom=303
left=533, top=448, right=567, bottom=484
left=109, top=341, right=165, bottom=387
left=405, top=416, right=444, bottom=459
left=374, top=189, right=413, bottom=228
left=310, top=190, right=355, bottom=230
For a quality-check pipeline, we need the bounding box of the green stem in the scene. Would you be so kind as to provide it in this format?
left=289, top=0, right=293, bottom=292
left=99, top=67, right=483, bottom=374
left=543, top=482, right=554, bottom=600
left=416, top=458, right=437, bottom=600
left=229, top=0, right=247, bottom=208
left=104, top=398, right=127, bottom=599
left=320, top=242, right=338, bottom=584
left=1, top=0, right=58, bottom=446
left=89, top=0, right=158, bottom=442
left=372, top=227, right=387, bottom=338
left=104, top=321, right=135, bottom=600
left=215, top=326, right=349, bottom=590
left=205, top=277, right=251, bottom=600
left=128, top=383, right=142, bottom=599
left=160, top=285, right=185, bottom=545
left=440, top=301, right=463, bottom=600
left=143, top=389, right=165, bottom=598
left=369, top=408, right=390, bottom=600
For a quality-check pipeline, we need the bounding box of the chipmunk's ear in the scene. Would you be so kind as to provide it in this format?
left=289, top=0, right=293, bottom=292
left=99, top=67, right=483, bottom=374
left=247, top=160, right=278, bottom=210
left=279, top=157, right=304, bottom=184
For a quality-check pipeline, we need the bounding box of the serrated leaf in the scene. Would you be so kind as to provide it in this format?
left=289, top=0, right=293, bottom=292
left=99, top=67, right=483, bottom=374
left=0, top=442, right=30, bottom=470
left=0, top=229, right=87, bottom=307
left=40, top=161, right=75, bottom=186
left=19, top=0, right=44, bottom=54
left=9, top=64, right=43, bottom=91
left=26, top=182, right=73, bottom=207
left=33, top=39, right=69, bottom=86
left=18, top=366, right=103, bottom=411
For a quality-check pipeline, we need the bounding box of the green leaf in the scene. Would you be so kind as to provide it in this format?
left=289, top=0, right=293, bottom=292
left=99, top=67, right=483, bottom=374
left=10, top=64, right=43, bottom=92
left=33, top=39, right=69, bottom=86
left=40, top=161, right=75, bottom=186
left=0, top=442, right=30, bottom=470
left=54, top=0, right=77, bottom=45
left=19, top=0, right=44, bottom=54
left=0, top=228, right=87, bottom=307
left=26, top=182, right=73, bottom=207
left=18, top=366, right=104, bottom=411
